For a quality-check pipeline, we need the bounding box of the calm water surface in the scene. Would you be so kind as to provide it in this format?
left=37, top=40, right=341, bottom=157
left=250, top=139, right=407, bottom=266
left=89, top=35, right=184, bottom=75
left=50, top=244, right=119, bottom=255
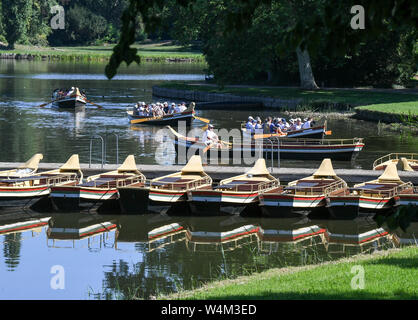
left=0, top=60, right=416, bottom=169
left=0, top=60, right=416, bottom=299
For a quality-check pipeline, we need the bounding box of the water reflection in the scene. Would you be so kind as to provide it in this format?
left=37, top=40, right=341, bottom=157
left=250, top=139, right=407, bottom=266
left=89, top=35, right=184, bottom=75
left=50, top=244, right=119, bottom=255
left=0, top=207, right=411, bottom=299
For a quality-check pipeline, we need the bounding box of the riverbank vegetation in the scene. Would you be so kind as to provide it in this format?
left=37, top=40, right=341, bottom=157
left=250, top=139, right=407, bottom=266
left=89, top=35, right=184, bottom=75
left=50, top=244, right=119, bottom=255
left=163, top=246, right=418, bottom=300
left=0, top=42, right=205, bottom=63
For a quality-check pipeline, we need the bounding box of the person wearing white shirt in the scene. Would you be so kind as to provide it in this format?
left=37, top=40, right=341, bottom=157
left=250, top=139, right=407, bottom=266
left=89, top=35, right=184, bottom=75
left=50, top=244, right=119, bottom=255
left=302, top=117, right=313, bottom=129
left=179, top=103, right=187, bottom=112
left=203, top=124, right=220, bottom=146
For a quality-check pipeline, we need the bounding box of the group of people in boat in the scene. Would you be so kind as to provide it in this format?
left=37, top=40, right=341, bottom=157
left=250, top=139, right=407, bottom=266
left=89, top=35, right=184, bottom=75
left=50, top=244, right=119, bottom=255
left=132, top=101, right=189, bottom=117
left=245, top=116, right=315, bottom=134
left=52, top=87, right=85, bottom=99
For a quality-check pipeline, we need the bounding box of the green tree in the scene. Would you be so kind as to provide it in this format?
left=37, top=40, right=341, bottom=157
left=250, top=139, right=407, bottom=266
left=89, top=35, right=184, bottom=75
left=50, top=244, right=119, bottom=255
left=1, top=0, right=32, bottom=49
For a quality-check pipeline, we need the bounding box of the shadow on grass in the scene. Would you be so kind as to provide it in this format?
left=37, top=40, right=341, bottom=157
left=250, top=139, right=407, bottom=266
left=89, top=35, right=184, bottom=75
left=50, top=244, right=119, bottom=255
left=197, top=290, right=417, bottom=300
left=362, top=256, right=418, bottom=269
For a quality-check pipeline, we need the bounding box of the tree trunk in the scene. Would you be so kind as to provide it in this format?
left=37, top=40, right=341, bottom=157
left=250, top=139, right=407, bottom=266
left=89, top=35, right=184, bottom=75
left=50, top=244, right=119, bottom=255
left=296, top=46, right=319, bottom=89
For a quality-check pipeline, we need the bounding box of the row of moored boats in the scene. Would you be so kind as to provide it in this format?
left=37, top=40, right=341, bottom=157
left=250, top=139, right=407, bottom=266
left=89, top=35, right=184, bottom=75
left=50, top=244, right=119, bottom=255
left=0, top=153, right=416, bottom=219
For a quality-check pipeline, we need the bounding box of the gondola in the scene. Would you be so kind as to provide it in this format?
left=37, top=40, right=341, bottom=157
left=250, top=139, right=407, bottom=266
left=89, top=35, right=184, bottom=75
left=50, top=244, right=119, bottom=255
left=51, top=87, right=87, bottom=109
left=148, top=155, right=212, bottom=214
left=50, top=155, right=145, bottom=212
left=189, top=158, right=279, bottom=216
left=167, top=126, right=364, bottom=162
left=326, top=163, right=415, bottom=219
left=241, top=123, right=329, bottom=139
left=259, top=159, right=347, bottom=218
left=0, top=155, right=82, bottom=208
left=0, top=153, right=43, bottom=179
left=128, top=103, right=196, bottom=126
left=373, top=153, right=418, bottom=171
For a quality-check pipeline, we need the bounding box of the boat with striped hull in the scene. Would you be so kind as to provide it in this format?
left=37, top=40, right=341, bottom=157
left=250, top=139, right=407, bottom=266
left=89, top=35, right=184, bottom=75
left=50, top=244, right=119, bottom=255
left=259, top=159, right=347, bottom=218
left=0, top=155, right=82, bottom=208
left=327, top=163, right=415, bottom=219
left=50, top=155, right=145, bottom=212
left=189, top=159, right=279, bottom=216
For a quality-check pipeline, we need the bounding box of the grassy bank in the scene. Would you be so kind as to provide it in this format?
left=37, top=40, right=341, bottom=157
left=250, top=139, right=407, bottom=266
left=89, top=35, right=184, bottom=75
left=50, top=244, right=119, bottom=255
left=163, top=246, right=418, bottom=300
left=355, top=102, right=418, bottom=116
left=160, top=83, right=417, bottom=106
left=0, top=41, right=205, bottom=63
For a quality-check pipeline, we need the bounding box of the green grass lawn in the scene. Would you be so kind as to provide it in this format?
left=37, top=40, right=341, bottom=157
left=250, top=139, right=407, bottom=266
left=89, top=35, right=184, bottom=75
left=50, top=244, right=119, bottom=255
left=0, top=41, right=205, bottom=62
left=165, top=246, right=418, bottom=300
left=355, top=102, right=418, bottom=116
left=160, top=83, right=418, bottom=107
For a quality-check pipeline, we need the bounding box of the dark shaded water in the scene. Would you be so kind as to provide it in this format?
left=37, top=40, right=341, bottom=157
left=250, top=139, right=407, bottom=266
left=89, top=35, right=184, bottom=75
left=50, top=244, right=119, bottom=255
left=0, top=60, right=417, bottom=300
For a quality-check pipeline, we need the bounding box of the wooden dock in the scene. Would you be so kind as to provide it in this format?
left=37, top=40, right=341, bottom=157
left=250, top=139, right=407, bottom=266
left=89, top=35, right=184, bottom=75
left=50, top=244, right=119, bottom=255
left=0, top=162, right=417, bottom=184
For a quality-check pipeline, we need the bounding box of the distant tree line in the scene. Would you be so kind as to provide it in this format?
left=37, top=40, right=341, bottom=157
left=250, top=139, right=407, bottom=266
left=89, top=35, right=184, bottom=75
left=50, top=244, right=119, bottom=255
left=0, top=0, right=416, bottom=88
left=0, top=0, right=148, bottom=48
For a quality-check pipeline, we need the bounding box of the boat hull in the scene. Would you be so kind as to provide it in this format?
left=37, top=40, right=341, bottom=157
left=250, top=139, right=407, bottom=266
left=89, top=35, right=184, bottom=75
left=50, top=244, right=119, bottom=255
left=173, top=138, right=363, bottom=162
left=326, top=196, right=394, bottom=219
left=52, top=96, right=86, bottom=109
left=129, top=111, right=195, bottom=126
left=117, top=187, right=150, bottom=214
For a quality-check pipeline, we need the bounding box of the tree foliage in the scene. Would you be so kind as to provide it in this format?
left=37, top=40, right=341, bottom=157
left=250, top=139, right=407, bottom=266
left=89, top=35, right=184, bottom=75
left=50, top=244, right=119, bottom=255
left=1, top=0, right=32, bottom=49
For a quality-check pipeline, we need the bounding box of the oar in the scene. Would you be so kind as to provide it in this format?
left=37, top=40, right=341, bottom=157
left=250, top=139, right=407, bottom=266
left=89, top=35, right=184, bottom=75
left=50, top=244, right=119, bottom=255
left=37, top=98, right=62, bottom=108
left=130, top=115, right=163, bottom=124
left=85, top=99, right=103, bottom=109
left=193, top=115, right=210, bottom=123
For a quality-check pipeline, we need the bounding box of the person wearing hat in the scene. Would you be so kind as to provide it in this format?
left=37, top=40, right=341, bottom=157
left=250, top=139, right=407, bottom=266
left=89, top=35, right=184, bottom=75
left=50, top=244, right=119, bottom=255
left=302, top=117, right=313, bottom=129
left=203, top=124, right=220, bottom=147
left=246, top=116, right=255, bottom=133
left=294, top=118, right=302, bottom=130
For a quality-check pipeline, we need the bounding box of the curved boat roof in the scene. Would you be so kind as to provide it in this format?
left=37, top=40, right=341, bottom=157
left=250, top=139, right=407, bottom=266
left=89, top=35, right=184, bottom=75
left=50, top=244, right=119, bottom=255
left=117, top=155, right=139, bottom=173
left=377, top=162, right=403, bottom=183
left=59, top=154, right=81, bottom=172
left=20, top=153, right=43, bottom=170
left=181, top=155, right=205, bottom=174
left=313, top=158, right=337, bottom=178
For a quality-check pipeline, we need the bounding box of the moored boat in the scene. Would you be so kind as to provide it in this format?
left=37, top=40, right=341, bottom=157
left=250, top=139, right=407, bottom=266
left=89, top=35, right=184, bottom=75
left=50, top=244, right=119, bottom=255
left=259, top=159, right=347, bottom=218
left=326, top=163, right=414, bottom=219
left=50, top=155, right=145, bottom=212
left=189, top=158, right=279, bottom=216
left=394, top=186, right=418, bottom=208
left=0, top=155, right=82, bottom=208
left=51, top=87, right=87, bottom=109
left=373, top=153, right=418, bottom=171
left=167, top=126, right=364, bottom=162
left=0, top=153, right=43, bottom=179
left=148, top=155, right=212, bottom=214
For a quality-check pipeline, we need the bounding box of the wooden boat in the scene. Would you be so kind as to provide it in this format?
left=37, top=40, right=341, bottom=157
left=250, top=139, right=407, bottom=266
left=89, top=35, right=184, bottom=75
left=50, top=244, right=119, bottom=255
left=241, top=123, right=329, bottom=139
left=148, top=155, right=212, bottom=213
left=373, top=153, right=418, bottom=171
left=394, top=186, right=418, bottom=208
left=128, top=103, right=195, bottom=126
left=259, top=159, right=347, bottom=218
left=326, top=163, right=414, bottom=219
left=0, top=155, right=82, bottom=208
left=189, top=158, right=279, bottom=216
left=52, top=87, right=87, bottom=109
left=50, top=155, right=145, bottom=212
left=0, top=153, right=43, bottom=179
left=167, top=126, right=364, bottom=162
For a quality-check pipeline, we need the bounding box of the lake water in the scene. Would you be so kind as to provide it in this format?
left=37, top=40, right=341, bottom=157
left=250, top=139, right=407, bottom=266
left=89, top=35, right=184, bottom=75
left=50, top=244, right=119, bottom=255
left=0, top=60, right=416, bottom=299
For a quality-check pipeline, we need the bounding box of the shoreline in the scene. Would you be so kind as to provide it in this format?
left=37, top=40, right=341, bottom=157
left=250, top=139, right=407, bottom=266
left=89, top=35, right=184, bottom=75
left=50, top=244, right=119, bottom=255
left=159, top=246, right=418, bottom=300
left=152, top=85, right=417, bottom=124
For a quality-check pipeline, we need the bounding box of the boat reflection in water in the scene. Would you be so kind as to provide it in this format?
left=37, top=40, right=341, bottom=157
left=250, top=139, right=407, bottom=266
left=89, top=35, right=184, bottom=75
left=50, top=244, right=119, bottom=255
left=46, top=213, right=117, bottom=249
left=0, top=209, right=50, bottom=237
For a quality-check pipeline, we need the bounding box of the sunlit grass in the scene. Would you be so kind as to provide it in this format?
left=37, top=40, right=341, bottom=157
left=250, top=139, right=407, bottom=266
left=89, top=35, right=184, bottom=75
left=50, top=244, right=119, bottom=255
left=167, top=246, right=418, bottom=300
